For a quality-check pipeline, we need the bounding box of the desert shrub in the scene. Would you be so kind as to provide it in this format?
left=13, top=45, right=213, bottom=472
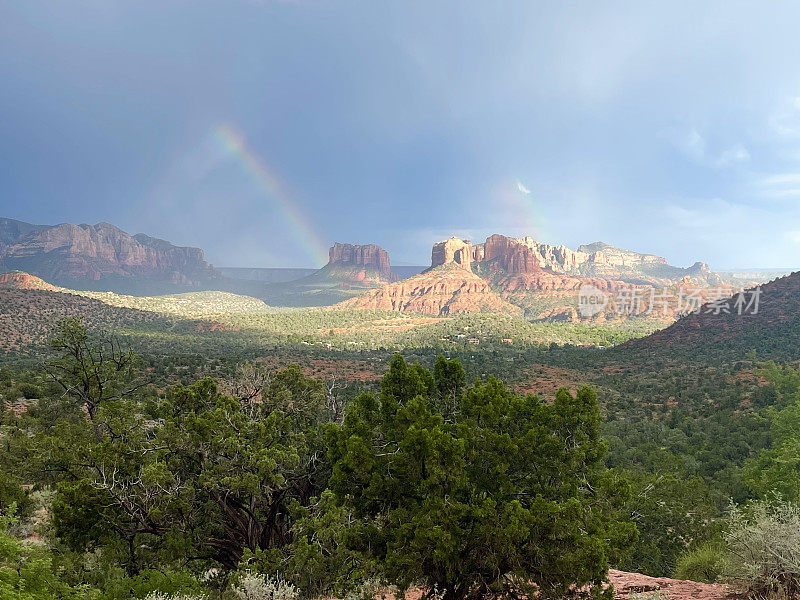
left=724, top=499, right=800, bottom=598
left=232, top=573, right=298, bottom=600
left=0, top=472, right=31, bottom=517
left=100, top=570, right=205, bottom=600
left=0, top=510, right=98, bottom=600
left=619, top=472, right=718, bottom=577
left=673, top=541, right=728, bottom=583
left=628, top=592, right=668, bottom=600
left=343, top=578, right=395, bottom=600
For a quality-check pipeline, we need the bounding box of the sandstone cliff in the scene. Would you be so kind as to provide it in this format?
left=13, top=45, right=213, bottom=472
left=328, top=242, right=395, bottom=281
left=474, top=236, right=590, bottom=273
left=0, top=218, right=219, bottom=289
left=256, top=242, right=397, bottom=307
left=469, top=235, right=723, bottom=286
left=336, top=264, right=520, bottom=316
left=431, top=237, right=473, bottom=270
left=470, top=234, right=617, bottom=292
left=342, top=235, right=627, bottom=319
left=572, top=242, right=724, bottom=285
left=480, top=234, right=542, bottom=275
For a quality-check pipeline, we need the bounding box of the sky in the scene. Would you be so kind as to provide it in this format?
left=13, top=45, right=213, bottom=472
left=2, top=1, right=800, bottom=269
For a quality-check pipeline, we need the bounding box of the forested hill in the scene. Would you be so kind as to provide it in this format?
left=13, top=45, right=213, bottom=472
left=621, top=270, right=800, bottom=362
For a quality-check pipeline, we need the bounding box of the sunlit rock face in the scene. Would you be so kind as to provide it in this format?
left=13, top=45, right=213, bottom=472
left=336, top=263, right=520, bottom=316
left=431, top=237, right=473, bottom=270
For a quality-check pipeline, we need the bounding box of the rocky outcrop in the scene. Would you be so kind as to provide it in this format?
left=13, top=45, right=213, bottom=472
left=341, top=234, right=631, bottom=318
left=258, top=242, right=397, bottom=306
left=577, top=241, right=666, bottom=267
left=574, top=242, right=725, bottom=285
left=328, top=242, right=393, bottom=279
left=0, top=271, right=60, bottom=291
left=607, top=569, right=731, bottom=600
left=475, top=236, right=590, bottom=273
left=469, top=235, right=727, bottom=286
left=0, top=218, right=219, bottom=287
left=431, top=237, right=473, bottom=270
left=496, top=271, right=619, bottom=293
left=336, top=264, right=520, bottom=316
left=470, top=234, right=618, bottom=294
left=480, top=234, right=542, bottom=275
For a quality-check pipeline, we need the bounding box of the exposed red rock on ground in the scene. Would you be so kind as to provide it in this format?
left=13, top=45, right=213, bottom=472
left=355, top=571, right=736, bottom=600
left=608, top=569, right=736, bottom=599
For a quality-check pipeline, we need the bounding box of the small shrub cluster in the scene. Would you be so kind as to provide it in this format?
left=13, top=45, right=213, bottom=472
left=232, top=574, right=299, bottom=600
left=673, top=542, right=728, bottom=583
left=725, top=499, right=800, bottom=599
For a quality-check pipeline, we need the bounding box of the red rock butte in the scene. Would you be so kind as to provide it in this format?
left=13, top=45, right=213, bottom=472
left=328, top=242, right=393, bottom=278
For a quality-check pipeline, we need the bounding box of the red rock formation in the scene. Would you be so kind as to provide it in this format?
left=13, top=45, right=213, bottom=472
left=607, top=569, right=731, bottom=600
left=481, top=234, right=542, bottom=275
left=473, top=236, right=590, bottom=273
left=328, top=242, right=393, bottom=279
left=336, top=264, right=520, bottom=316
left=431, top=237, right=473, bottom=270
left=472, top=234, right=616, bottom=294
left=0, top=219, right=218, bottom=286
left=496, top=271, right=619, bottom=293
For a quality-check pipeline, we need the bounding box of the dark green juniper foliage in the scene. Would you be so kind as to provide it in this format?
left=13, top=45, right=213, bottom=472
left=327, top=354, right=636, bottom=600
left=2, top=320, right=637, bottom=599
left=50, top=365, right=335, bottom=575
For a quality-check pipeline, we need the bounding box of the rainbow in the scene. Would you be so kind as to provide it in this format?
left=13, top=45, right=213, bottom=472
left=491, top=180, right=551, bottom=242
left=215, top=124, right=329, bottom=266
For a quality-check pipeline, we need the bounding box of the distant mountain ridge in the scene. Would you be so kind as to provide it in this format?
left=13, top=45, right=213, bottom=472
left=0, top=218, right=219, bottom=292
left=1, top=216, right=784, bottom=317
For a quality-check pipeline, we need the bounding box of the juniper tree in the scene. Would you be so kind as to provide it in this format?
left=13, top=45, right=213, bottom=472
left=327, top=354, right=635, bottom=600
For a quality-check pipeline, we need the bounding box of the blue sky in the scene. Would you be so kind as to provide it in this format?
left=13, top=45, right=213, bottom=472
left=2, top=1, right=800, bottom=269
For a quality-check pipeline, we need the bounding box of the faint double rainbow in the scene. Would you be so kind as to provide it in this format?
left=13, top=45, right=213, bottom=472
left=490, top=179, right=551, bottom=242
left=214, top=124, right=329, bottom=266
